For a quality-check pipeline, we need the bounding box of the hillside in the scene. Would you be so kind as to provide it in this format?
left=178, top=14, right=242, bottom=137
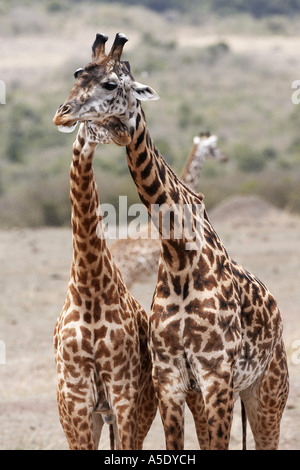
left=0, top=1, right=300, bottom=227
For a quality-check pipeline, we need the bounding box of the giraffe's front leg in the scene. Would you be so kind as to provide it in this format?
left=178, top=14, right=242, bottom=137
left=55, top=328, right=104, bottom=450
left=199, top=363, right=235, bottom=450
left=110, top=388, right=140, bottom=450
left=56, top=370, right=103, bottom=449
left=186, top=390, right=209, bottom=450
left=152, top=363, right=186, bottom=450
left=136, top=370, right=158, bottom=449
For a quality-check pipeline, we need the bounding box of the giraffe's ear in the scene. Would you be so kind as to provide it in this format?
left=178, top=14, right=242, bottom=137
left=130, top=81, right=159, bottom=101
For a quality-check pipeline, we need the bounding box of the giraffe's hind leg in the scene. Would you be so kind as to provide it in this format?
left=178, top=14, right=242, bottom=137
left=240, top=339, right=289, bottom=450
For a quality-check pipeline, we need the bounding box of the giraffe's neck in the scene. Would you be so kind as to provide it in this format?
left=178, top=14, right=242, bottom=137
left=125, top=107, right=204, bottom=272
left=180, top=140, right=206, bottom=191
left=69, top=123, right=112, bottom=288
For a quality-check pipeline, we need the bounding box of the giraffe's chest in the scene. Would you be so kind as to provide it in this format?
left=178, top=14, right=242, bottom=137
left=150, top=293, right=276, bottom=393
left=150, top=291, right=242, bottom=366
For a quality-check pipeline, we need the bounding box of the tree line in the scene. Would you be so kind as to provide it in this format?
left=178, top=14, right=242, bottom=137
left=93, top=0, right=300, bottom=18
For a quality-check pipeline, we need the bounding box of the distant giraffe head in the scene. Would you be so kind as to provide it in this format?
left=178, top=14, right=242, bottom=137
left=53, top=33, right=159, bottom=130
left=180, top=131, right=227, bottom=192
left=194, top=132, right=227, bottom=163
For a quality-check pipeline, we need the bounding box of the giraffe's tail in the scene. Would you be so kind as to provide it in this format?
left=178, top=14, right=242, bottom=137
left=109, top=424, right=115, bottom=450
left=241, top=398, right=247, bottom=450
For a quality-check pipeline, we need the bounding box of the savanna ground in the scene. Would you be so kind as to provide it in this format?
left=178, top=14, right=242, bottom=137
left=0, top=195, right=299, bottom=450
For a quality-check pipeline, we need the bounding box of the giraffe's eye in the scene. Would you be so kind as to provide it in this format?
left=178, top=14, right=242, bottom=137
left=102, top=81, right=118, bottom=91
left=74, top=68, right=84, bottom=79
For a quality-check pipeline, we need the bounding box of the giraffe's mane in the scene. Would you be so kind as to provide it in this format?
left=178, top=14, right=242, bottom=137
left=151, top=137, right=205, bottom=204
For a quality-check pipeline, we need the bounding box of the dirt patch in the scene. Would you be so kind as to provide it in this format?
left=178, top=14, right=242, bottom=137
left=209, top=194, right=279, bottom=223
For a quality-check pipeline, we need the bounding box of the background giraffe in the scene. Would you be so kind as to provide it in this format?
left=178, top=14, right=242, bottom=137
left=53, top=33, right=289, bottom=450
left=110, top=131, right=227, bottom=289
left=53, top=116, right=157, bottom=450
left=180, top=132, right=227, bottom=193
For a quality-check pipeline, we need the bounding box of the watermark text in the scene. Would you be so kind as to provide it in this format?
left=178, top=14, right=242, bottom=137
left=0, top=340, right=6, bottom=364
left=96, top=196, right=205, bottom=251
left=291, top=340, right=300, bottom=365
left=291, top=80, right=300, bottom=104
left=0, top=80, right=5, bottom=104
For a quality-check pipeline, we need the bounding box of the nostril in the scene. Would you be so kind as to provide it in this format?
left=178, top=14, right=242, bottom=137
left=60, top=104, right=71, bottom=115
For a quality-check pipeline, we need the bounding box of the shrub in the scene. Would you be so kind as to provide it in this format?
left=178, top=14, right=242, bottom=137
left=233, top=144, right=266, bottom=172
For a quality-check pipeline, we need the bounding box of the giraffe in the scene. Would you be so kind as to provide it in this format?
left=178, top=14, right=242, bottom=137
left=110, top=131, right=227, bottom=289
left=180, top=132, right=227, bottom=194
left=103, top=129, right=226, bottom=450
left=53, top=33, right=289, bottom=450
left=53, top=114, right=157, bottom=450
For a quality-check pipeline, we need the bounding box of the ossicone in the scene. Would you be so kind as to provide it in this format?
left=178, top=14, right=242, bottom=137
left=92, top=33, right=109, bottom=62
left=108, top=32, right=128, bottom=62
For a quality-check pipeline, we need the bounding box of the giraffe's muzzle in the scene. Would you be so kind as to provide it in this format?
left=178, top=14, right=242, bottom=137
left=53, top=103, right=78, bottom=129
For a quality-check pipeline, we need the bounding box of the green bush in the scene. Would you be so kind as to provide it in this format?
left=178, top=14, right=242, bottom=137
left=233, top=145, right=266, bottom=173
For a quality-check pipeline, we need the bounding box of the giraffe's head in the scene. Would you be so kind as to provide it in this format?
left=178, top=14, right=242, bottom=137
left=194, top=132, right=227, bottom=162
left=53, top=33, right=159, bottom=132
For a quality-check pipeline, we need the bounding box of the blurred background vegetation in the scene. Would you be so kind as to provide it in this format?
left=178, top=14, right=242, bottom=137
left=0, top=0, right=300, bottom=227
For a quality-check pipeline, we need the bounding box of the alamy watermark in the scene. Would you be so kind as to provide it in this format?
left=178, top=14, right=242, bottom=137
left=0, top=340, right=6, bottom=364
left=291, top=80, right=300, bottom=104
left=0, top=80, right=5, bottom=104
left=96, top=196, right=205, bottom=251
left=291, top=340, right=300, bottom=365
